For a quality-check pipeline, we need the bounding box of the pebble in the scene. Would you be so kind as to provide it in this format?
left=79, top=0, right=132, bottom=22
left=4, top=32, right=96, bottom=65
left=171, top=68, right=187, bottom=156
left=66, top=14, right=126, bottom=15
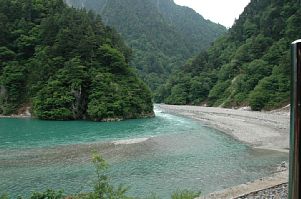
left=236, top=183, right=288, bottom=199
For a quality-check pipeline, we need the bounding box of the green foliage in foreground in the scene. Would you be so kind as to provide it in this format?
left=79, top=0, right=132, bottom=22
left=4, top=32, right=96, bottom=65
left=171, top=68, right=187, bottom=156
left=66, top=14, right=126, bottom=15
left=158, top=0, right=300, bottom=110
left=0, top=154, right=200, bottom=199
left=170, top=190, right=200, bottom=199
left=0, top=0, right=153, bottom=120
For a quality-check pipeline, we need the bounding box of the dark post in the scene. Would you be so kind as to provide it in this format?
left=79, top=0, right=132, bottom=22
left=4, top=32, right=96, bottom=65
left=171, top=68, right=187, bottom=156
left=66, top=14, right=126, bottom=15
left=289, top=39, right=301, bottom=199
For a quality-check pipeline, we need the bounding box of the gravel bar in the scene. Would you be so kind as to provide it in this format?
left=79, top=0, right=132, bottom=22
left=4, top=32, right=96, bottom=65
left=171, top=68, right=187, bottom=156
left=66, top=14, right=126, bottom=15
left=157, top=104, right=290, bottom=152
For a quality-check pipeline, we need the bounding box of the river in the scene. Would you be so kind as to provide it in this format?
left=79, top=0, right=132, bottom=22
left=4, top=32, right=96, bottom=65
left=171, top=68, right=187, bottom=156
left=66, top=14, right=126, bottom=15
left=0, top=108, right=288, bottom=198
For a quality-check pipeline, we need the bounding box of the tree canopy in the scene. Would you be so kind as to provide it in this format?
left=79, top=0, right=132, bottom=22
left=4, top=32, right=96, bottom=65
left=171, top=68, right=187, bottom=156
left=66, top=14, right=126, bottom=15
left=158, top=0, right=300, bottom=111
left=0, top=0, right=153, bottom=120
left=66, top=0, right=227, bottom=92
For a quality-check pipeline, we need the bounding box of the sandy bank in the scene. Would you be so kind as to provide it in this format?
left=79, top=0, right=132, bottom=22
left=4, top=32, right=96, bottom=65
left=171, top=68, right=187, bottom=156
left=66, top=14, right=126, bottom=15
left=157, top=104, right=290, bottom=152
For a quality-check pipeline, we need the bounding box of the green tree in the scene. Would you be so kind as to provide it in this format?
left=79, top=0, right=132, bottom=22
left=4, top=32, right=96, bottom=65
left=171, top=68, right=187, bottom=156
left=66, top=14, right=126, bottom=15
left=0, top=62, right=26, bottom=114
left=159, top=0, right=298, bottom=110
left=0, top=0, right=153, bottom=120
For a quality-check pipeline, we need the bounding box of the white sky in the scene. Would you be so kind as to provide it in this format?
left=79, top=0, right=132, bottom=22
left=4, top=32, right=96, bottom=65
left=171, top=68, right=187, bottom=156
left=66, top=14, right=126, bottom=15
left=173, top=0, right=251, bottom=28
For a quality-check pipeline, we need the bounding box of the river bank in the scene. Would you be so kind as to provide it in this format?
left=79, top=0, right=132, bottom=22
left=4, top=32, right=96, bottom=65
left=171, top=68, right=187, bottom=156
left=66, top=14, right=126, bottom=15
left=0, top=114, right=31, bottom=119
left=0, top=110, right=155, bottom=121
left=157, top=104, right=290, bottom=198
left=157, top=104, right=290, bottom=153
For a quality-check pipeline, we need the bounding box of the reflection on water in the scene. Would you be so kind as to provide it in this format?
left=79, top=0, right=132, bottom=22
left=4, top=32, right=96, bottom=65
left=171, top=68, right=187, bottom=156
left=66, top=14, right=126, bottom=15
left=0, top=108, right=288, bottom=198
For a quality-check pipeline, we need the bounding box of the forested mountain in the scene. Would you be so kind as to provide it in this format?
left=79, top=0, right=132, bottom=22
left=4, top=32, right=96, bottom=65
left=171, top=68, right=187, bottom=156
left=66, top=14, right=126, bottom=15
left=65, top=0, right=227, bottom=91
left=158, top=0, right=301, bottom=111
left=0, top=0, right=153, bottom=120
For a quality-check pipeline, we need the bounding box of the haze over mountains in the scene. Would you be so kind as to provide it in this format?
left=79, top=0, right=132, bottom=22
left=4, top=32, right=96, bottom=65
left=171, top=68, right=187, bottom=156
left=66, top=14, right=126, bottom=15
left=65, top=0, right=227, bottom=90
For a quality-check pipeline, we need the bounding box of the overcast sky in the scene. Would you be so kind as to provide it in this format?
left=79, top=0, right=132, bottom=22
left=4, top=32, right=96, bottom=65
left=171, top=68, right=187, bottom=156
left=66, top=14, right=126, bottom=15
left=173, top=0, right=251, bottom=28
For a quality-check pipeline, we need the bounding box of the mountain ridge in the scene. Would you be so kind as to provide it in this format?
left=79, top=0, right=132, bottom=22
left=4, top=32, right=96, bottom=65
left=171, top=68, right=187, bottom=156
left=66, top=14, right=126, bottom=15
left=65, top=0, right=227, bottom=90
left=158, top=0, right=300, bottom=111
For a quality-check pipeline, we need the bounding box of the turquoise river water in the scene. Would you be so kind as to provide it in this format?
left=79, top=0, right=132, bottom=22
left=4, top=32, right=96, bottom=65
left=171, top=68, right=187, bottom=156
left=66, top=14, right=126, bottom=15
left=0, top=108, right=288, bottom=198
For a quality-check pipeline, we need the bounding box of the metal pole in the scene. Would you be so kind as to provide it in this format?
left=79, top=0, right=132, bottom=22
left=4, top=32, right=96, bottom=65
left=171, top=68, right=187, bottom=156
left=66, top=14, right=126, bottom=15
left=289, top=39, right=301, bottom=199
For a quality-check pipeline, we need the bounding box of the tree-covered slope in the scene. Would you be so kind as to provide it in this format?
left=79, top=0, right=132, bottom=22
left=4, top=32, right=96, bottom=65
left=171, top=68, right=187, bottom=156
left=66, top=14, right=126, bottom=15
left=158, top=0, right=301, bottom=111
left=0, top=0, right=153, bottom=121
left=65, top=0, right=227, bottom=91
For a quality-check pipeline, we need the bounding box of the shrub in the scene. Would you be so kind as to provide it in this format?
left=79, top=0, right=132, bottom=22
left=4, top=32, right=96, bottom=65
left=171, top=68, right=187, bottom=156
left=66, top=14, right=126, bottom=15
left=171, top=190, right=200, bottom=199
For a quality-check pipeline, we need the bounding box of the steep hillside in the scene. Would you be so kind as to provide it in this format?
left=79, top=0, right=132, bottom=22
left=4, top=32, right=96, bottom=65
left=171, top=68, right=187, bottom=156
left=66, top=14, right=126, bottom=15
left=65, top=0, right=227, bottom=91
left=158, top=0, right=301, bottom=111
left=0, top=0, right=153, bottom=120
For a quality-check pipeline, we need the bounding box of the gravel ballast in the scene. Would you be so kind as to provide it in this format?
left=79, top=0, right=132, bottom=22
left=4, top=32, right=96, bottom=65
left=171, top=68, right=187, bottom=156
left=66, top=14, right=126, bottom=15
left=236, top=183, right=288, bottom=199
